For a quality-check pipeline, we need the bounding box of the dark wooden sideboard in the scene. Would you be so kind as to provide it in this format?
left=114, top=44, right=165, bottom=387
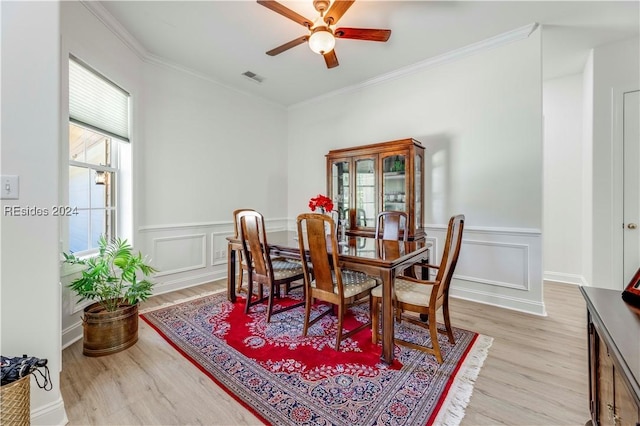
left=580, top=286, right=640, bottom=426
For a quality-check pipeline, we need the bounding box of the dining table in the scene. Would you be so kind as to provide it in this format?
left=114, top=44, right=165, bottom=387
left=226, top=231, right=431, bottom=365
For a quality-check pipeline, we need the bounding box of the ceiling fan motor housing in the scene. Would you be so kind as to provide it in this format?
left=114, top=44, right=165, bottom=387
left=313, top=0, right=330, bottom=14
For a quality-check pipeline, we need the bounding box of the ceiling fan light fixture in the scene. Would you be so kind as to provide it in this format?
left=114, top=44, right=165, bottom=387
left=308, top=28, right=335, bottom=55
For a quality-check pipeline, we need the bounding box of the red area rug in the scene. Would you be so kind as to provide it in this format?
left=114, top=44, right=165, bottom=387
left=141, top=290, right=492, bottom=425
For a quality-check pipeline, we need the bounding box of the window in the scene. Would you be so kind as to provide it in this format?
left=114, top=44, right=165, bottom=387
left=68, top=57, right=131, bottom=254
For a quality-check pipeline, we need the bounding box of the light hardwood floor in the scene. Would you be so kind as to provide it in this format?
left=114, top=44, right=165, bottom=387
left=60, top=281, right=590, bottom=425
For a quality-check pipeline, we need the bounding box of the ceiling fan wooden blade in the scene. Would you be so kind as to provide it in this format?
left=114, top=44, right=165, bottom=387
left=323, top=50, right=339, bottom=69
left=266, top=35, right=309, bottom=56
left=334, top=27, right=391, bottom=42
left=257, top=0, right=313, bottom=28
left=324, top=0, right=354, bottom=25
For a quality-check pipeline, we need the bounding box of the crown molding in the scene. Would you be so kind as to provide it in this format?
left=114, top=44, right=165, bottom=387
left=80, top=0, right=284, bottom=109
left=289, top=22, right=540, bottom=110
left=79, top=1, right=538, bottom=110
left=80, top=1, right=147, bottom=61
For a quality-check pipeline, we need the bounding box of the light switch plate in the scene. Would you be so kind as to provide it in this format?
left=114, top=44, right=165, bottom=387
left=1, top=175, right=19, bottom=199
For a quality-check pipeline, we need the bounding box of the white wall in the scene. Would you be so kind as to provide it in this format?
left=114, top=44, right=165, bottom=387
left=139, top=64, right=288, bottom=226
left=543, top=74, right=584, bottom=284
left=288, top=29, right=545, bottom=314
left=0, top=2, right=67, bottom=424
left=136, top=60, right=289, bottom=296
left=591, top=36, right=640, bottom=289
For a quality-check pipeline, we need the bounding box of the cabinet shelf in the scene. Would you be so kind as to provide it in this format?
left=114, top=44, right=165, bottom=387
left=383, top=172, right=406, bottom=179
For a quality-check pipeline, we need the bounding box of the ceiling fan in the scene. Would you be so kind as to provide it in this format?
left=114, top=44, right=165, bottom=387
left=257, top=0, right=391, bottom=69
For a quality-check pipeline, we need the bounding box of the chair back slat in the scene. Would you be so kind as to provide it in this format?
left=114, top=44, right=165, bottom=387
left=238, top=210, right=271, bottom=280
left=433, top=214, right=465, bottom=303
left=375, top=211, right=408, bottom=241
left=233, top=208, right=256, bottom=238
left=297, top=213, right=341, bottom=294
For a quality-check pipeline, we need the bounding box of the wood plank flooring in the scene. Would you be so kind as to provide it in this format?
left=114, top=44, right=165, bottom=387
left=60, top=281, right=590, bottom=425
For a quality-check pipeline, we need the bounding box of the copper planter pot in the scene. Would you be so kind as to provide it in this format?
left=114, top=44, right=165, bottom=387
left=82, top=301, right=138, bottom=357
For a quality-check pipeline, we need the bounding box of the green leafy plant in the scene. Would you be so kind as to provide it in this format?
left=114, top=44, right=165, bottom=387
left=63, top=236, right=157, bottom=312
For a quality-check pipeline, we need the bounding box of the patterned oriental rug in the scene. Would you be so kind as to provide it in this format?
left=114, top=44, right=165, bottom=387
left=141, top=290, right=492, bottom=426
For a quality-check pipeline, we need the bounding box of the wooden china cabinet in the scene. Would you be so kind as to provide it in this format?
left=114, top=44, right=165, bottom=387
left=326, top=138, right=425, bottom=241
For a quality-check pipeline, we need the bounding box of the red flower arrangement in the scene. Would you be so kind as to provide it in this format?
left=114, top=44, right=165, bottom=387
left=308, top=194, right=334, bottom=213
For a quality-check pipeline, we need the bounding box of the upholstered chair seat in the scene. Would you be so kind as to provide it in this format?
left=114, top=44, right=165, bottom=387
left=310, top=270, right=379, bottom=299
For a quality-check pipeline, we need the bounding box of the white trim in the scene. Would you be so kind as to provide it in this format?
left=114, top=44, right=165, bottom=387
left=456, top=240, right=530, bottom=290
left=613, top=87, right=640, bottom=288
left=451, top=288, right=547, bottom=317
left=290, top=23, right=539, bottom=109
left=152, top=233, right=207, bottom=276
left=30, top=394, right=68, bottom=426
left=210, top=231, right=232, bottom=266
left=62, top=322, right=83, bottom=350
left=71, top=299, right=92, bottom=315
left=139, top=218, right=289, bottom=232
left=425, top=223, right=541, bottom=236
left=543, top=271, right=587, bottom=286
left=80, top=1, right=146, bottom=60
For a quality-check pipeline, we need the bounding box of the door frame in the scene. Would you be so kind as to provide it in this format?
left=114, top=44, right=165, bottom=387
left=612, top=87, right=640, bottom=289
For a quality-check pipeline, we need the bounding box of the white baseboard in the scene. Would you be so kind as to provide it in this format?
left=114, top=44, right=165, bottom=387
left=61, top=322, right=83, bottom=350
left=31, top=394, right=68, bottom=426
left=543, top=271, right=587, bottom=286
left=451, top=286, right=547, bottom=316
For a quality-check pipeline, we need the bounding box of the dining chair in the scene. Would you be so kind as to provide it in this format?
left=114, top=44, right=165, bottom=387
left=232, top=208, right=256, bottom=295
left=375, top=211, right=408, bottom=241
left=296, top=213, right=380, bottom=351
left=371, top=214, right=465, bottom=363
left=237, top=210, right=305, bottom=322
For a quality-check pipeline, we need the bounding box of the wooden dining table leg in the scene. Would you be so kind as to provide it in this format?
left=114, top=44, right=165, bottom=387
left=227, top=243, right=237, bottom=302
left=379, top=269, right=394, bottom=365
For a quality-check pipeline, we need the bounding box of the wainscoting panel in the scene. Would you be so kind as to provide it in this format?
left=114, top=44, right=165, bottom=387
left=424, top=224, right=545, bottom=315
left=153, top=233, right=207, bottom=276
left=455, top=240, right=529, bottom=290
left=138, top=221, right=234, bottom=297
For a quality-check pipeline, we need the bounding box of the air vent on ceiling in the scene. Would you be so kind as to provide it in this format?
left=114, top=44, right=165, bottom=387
left=242, top=71, right=264, bottom=84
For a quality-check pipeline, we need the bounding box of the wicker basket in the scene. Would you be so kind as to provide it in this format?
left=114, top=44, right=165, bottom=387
left=0, top=375, right=30, bottom=425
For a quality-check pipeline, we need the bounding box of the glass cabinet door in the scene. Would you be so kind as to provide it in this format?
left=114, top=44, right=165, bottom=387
left=330, top=160, right=351, bottom=227
left=381, top=154, right=407, bottom=213
left=355, top=157, right=377, bottom=229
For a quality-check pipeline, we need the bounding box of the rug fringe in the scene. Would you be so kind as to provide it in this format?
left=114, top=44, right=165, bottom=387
left=432, top=334, right=494, bottom=426
left=139, top=289, right=227, bottom=314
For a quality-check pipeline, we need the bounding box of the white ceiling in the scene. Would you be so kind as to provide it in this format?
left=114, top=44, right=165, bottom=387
left=96, top=1, right=639, bottom=107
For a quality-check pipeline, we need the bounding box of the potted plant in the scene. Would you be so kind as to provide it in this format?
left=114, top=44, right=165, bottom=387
left=63, top=236, right=157, bottom=357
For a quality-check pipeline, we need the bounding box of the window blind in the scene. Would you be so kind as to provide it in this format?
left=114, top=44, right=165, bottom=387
left=69, top=57, right=130, bottom=142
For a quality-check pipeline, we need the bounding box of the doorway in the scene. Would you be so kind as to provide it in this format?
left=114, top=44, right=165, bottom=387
left=623, top=90, right=640, bottom=285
